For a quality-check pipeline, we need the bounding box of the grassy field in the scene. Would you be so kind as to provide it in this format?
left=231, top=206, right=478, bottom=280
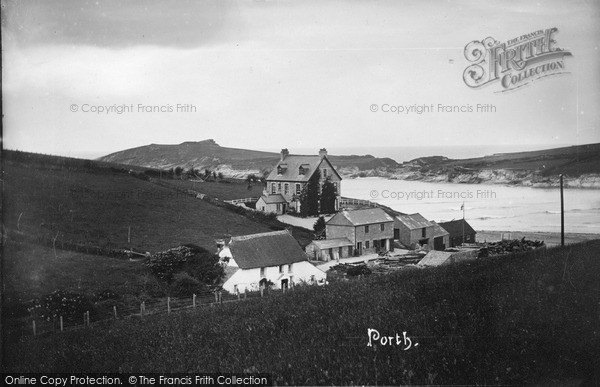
left=3, top=240, right=599, bottom=385
left=159, top=178, right=266, bottom=201
left=3, top=159, right=275, bottom=254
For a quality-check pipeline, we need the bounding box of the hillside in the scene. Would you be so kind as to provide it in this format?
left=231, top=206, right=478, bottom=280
left=2, top=150, right=312, bottom=256
left=4, top=241, right=599, bottom=385
left=391, top=143, right=600, bottom=188
left=98, top=139, right=401, bottom=178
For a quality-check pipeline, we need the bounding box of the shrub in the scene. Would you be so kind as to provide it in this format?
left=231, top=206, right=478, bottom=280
left=93, top=289, right=120, bottom=302
left=28, top=290, right=94, bottom=322
left=346, top=265, right=372, bottom=277
left=170, top=273, right=206, bottom=297
left=145, top=246, right=196, bottom=282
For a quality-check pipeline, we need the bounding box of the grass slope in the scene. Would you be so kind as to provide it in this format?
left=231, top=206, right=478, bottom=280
left=3, top=158, right=274, bottom=254
left=4, top=241, right=599, bottom=385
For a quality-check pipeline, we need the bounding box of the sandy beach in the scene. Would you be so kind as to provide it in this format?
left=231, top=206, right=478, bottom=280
left=476, top=230, right=599, bottom=247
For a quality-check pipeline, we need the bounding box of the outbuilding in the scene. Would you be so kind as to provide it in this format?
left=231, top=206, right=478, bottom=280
left=305, top=238, right=354, bottom=261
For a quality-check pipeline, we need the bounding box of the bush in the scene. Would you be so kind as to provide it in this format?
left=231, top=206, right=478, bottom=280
left=170, top=273, right=206, bottom=297
left=346, top=265, right=372, bottom=277
left=28, top=290, right=94, bottom=322
left=146, top=245, right=224, bottom=287
left=93, top=289, right=120, bottom=302
left=145, top=246, right=196, bottom=282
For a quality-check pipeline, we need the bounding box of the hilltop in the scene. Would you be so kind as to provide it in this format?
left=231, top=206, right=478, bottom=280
left=98, top=139, right=401, bottom=178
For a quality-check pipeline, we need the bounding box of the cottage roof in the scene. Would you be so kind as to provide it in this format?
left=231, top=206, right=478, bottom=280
left=228, top=230, right=308, bottom=269
left=418, top=250, right=454, bottom=266
left=438, top=219, right=476, bottom=237
left=431, top=221, right=450, bottom=238
left=395, top=213, right=434, bottom=230
left=308, top=238, right=353, bottom=250
left=265, top=155, right=341, bottom=182
left=259, top=194, right=287, bottom=204
left=327, top=208, right=394, bottom=226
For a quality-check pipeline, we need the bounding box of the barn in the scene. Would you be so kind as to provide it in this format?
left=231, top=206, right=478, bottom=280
left=438, top=219, right=477, bottom=247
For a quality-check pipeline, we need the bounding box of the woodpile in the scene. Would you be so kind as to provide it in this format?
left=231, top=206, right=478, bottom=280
left=480, top=237, right=545, bottom=257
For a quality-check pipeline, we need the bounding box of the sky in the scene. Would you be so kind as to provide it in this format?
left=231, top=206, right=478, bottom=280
left=2, top=0, right=599, bottom=160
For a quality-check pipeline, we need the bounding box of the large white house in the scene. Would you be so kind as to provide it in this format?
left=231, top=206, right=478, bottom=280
left=258, top=148, right=342, bottom=213
left=221, top=230, right=326, bottom=293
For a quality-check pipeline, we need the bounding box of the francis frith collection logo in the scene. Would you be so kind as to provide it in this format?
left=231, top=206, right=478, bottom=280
left=463, top=28, right=572, bottom=92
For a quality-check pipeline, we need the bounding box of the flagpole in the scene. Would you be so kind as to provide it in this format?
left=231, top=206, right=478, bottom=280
left=462, top=202, right=465, bottom=245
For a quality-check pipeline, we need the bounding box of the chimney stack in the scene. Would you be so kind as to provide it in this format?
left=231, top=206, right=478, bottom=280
left=280, top=148, right=289, bottom=161
left=319, top=148, right=327, bottom=159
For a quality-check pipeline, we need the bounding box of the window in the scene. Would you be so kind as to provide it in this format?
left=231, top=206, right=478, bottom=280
left=260, top=267, right=265, bottom=277
left=422, top=228, right=426, bottom=238
left=298, top=166, right=304, bottom=175
left=380, top=223, right=385, bottom=232
left=323, top=168, right=327, bottom=178
left=333, top=182, right=338, bottom=193
left=278, top=182, right=282, bottom=192
left=296, top=183, right=301, bottom=195
left=276, top=203, right=281, bottom=212
left=271, top=183, right=276, bottom=194
left=277, top=166, right=282, bottom=175
left=284, top=183, right=289, bottom=195
left=365, top=241, right=370, bottom=249
left=365, top=225, right=369, bottom=233
left=279, top=265, right=284, bottom=273
left=289, top=263, right=293, bottom=273
left=233, top=285, right=238, bottom=293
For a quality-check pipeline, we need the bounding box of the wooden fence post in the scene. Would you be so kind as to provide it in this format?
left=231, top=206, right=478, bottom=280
left=214, top=292, right=218, bottom=303
left=60, top=316, right=63, bottom=332
left=260, top=287, right=264, bottom=297
left=113, top=306, right=117, bottom=319
left=33, top=320, right=36, bottom=336
left=244, top=289, right=247, bottom=300
left=167, top=297, right=171, bottom=314
left=141, top=302, right=144, bottom=319
left=193, top=294, right=196, bottom=308
left=237, top=292, right=241, bottom=301
left=86, top=311, right=90, bottom=326
left=219, top=291, right=223, bottom=304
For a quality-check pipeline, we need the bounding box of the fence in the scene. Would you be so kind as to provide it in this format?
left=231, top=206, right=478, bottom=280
left=224, top=197, right=259, bottom=205
left=9, top=285, right=310, bottom=340
left=340, top=197, right=379, bottom=208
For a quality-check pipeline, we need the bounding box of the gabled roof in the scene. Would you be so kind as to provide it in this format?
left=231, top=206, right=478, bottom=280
left=327, top=208, right=394, bottom=227
left=228, top=230, right=308, bottom=269
left=395, top=213, right=434, bottom=230
left=438, top=219, right=477, bottom=237
left=431, top=221, right=450, bottom=238
left=266, top=155, right=341, bottom=182
left=258, top=194, right=287, bottom=204
left=307, top=238, right=353, bottom=249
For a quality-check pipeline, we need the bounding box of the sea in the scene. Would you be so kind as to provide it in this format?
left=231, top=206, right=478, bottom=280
left=342, top=177, right=600, bottom=234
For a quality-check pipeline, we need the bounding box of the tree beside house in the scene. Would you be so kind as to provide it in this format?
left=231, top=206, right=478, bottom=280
left=258, top=148, right=342, bottom=215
